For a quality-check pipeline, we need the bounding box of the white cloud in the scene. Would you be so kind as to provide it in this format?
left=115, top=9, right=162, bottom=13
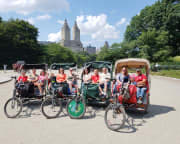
left=0, top=0, right=69, bottom=15
left=26, top=14, right=51, bottom=24
left=48, top=31, right=61, bottom=42
left=57, top=20, right=64, bottom=25
left=116, top=18, right=126, bottom=26
left=76, top=14, right=120, bottom=41
left=27, top=17, right=35, bottom=24
left=36, top=14, right=51, bottom=20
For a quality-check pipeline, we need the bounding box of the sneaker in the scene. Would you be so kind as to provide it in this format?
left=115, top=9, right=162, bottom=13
left=137, top=99, right=143, bottom=104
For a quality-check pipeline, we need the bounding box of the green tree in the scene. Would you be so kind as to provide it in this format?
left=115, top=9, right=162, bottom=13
left=41, top=43, right=76, bottom=64
left=0, top=18, right=42, bottom=66
left=124, top=0, right=180, bottom=58
left=137, top=29, right=171, bottom=62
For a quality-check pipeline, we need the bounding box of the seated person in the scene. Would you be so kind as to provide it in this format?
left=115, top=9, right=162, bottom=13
left=34, top=70, right=48, bottom=96
left=116, top=67, right=130, bottom=84
left=99, top=67, right=111, bottom=96
left=28, top=68, right=38, bottom=83
left=114, top=67, right=130, bottom=93
left=67, top=68, right=78, bottom=93
left=56, top=68, right=67, bottom=83
left=83, top=68, right=91, bottom=83
left=135, top=69, right=147, bottom=104
left=91, top=69, right=104, bottom=96
left=17, top=70, right=28, bottom=83
left=48, top=73, right=55, bottom=89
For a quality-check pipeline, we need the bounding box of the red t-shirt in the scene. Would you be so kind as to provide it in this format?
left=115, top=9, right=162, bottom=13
left=135, top=74, right=148, bottom=86
left=18, top=76, right=28, bottom=82
left=56, top=74, right=67, bottom=82
left=91, top=74, right=100, bottom=83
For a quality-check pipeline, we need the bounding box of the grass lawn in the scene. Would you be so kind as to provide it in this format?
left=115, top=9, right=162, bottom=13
left=151, top=70, right=180, bottom=79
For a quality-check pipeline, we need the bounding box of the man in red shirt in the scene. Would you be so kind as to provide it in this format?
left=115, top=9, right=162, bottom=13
left=91, top=69, right=105, bottom=96
left=91, top=69, right=100, bottom=83
left=135, top=69, right=147, bottom=104
left=18, top=70, right=28, bottom=82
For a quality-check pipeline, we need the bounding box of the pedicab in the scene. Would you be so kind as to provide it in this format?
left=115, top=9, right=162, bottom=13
left=66, top=61, right=113, bottom=119
left=4, top=64, right=48, bottom=118
left=104, top=58, right=151, bottom=131
left=41, top=63, right=79, bottom=119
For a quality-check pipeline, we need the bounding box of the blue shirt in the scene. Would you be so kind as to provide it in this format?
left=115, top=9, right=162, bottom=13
left=116, top=73, right=130, bottom=83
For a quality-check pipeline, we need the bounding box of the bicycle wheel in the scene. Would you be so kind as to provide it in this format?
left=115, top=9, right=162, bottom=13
left=4, top=98, right=23, bottom=118
left=104, top=104, right=126, bottom=131
left=41, top=98, right=62, bottom=119
left=66, top=98, right=86, bottom=119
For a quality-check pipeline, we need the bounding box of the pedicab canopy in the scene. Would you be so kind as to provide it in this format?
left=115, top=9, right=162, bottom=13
left=114, top=58, right=150, bottom=75
left=22, top=64, right=48, bottom=70
left=84, top=61, right=112, bottom=72
left=50, top=63, right=77, bottom=70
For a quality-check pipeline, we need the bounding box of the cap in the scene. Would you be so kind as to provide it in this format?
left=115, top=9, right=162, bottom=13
left=136, top=69, right=141, bottom=72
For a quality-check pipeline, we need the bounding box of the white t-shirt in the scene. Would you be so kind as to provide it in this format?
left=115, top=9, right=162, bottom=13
left=83, top=73, right=91, bottom=82
left=100, top=72, right=110, bottom=83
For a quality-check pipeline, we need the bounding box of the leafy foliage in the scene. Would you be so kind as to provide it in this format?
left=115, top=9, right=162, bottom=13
left=0, top=18, right=42, bottom=66
left=98, top=0, right=180, bottom=63
left=124, top=0, right=180, bottom=61
left=40, top=43, right=76, bottom=64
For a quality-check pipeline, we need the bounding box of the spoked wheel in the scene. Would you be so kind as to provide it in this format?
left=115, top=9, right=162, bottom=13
left=4, top=98, right=23, bottom=118
left=66, top=97, right=86, bottom=119
left=41, top=98, right=62, bottom=119
left=104, top=104, right=126, bottom=131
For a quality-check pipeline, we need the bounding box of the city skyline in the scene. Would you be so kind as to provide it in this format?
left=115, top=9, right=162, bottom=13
left=0, top=0, right=158, bottom=48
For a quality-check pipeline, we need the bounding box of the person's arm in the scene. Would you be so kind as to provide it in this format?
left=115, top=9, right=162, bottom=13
left=56, top=75, right=60, bottom=83
left=137, top=75, right=147, bottom=86
left=116, top=74, right=121, bottom=84
left=64, top=74, right=67, bottom=82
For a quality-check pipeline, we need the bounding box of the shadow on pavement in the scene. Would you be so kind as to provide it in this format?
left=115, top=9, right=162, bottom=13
left=19, top=101, right=42, bottom=118
left=115, top=104, right=175, bottom=133
left=144, top=104, right=176, bottom=118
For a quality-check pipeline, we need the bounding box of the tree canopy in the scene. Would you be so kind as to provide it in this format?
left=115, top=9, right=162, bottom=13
left=97, top=0, right=180, bottom=63
left=0, top=18, right=42, bottom=66
left=124, top=0, right=180, bottom=59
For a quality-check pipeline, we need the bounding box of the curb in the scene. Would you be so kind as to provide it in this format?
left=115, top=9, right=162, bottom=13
left=0, top=78, right=12, bottom=84
left=152, top=75, right=180, bottom=81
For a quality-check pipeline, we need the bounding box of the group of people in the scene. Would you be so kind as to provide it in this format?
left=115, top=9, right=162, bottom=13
left=82, top=67, right=111, bottom=97
left=17, top=69, right=48, bottom=95
left=115, top=67, right=148, bottom=104
left=17, top=68, right=78, bottom=96
left=17, top=66, right=148, bottom=104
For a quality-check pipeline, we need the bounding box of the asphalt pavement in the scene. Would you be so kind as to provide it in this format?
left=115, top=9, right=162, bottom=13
left=0, top=75, right=179, bottom=144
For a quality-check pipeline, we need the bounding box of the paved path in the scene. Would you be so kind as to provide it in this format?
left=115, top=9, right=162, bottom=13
left=0, top=75, right=179, bottom=144
left=0, top=71, right=14, bottom=84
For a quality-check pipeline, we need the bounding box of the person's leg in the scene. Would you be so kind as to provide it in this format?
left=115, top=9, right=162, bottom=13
left=137, top=87, right=144, bottom=104
left=99, top=84, right=103, bottom=94
left=136, top=87, right=142, bottom=99
left=35, top=83, right=42, bottom=95
left=68, top=81, right=73, bottom=93
left=39, top=83, right=44, bottom=94
left=104, top=82, right=107, bottom=93
left=141, top=87, right=147, bottom=98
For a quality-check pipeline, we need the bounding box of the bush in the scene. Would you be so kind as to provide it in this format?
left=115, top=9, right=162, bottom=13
left=172, top=56, right=180, bottom=63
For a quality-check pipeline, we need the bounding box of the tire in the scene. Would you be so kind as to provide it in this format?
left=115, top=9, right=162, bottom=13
left=41, top=98, right=62, bottom=119
left=104, top=104, right=126, bottom=131
left=66, top=98, right=86, bottom=119
left=4, top=98, right=23, bottom=118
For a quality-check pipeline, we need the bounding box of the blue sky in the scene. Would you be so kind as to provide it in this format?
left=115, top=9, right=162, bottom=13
left=0, top=0, right=158, bottom=48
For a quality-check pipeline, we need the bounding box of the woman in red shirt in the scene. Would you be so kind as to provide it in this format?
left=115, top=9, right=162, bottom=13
left=91, top=69, right=105, bottom=96
left=17, top=70, right=28, bottom=82
left=91, top=69, right=100, bottom=83
left=56, top=68, right=67, bottom=83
